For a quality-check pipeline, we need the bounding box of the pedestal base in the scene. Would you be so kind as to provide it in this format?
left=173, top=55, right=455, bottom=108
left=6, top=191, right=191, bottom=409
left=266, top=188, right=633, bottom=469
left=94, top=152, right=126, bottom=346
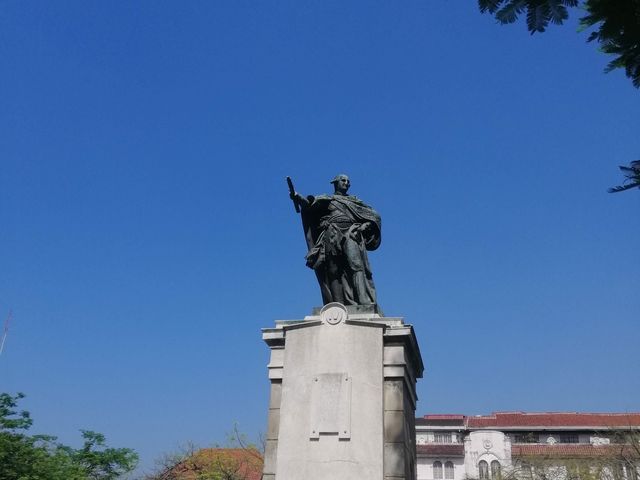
left=262, top=303, right=424, bottom=480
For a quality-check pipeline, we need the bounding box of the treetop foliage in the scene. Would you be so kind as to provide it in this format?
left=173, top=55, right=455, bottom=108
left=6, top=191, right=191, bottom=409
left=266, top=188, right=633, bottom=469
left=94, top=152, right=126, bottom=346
left=478, top=0, right=640, bottom=87
left=0, top=392, right=138, bottom=480
left=0, top=392, right=32, bottom=431
left=608, top=160, right=640, bottom=192
left=146, top=445, right=263, bottom=480
left=146, top=425, right=264, bottom=480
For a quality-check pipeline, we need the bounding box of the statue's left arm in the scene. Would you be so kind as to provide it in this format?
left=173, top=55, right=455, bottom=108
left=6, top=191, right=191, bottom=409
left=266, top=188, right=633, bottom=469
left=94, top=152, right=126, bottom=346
left=360, top=222, right=380, bottom=249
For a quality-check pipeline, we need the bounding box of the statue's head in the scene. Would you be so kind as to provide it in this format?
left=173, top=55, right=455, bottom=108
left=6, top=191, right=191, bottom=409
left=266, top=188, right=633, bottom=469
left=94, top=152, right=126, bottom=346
left=330, top=174, right=350, bottom=195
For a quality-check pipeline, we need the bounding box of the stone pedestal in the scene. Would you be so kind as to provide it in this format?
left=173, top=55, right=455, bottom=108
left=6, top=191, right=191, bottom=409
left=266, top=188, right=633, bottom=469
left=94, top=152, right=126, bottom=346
left=262, top=303, right=424, bottom=480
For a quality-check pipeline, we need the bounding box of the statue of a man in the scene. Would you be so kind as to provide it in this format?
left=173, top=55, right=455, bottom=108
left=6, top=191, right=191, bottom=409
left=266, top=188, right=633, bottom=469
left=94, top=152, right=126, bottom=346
left=290, top=174, right=381, bottom=306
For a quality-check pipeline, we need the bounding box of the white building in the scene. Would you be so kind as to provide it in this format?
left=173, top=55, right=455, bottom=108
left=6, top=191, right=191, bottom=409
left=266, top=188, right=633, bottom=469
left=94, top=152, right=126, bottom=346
left=416, top=412, right=640, bottom=480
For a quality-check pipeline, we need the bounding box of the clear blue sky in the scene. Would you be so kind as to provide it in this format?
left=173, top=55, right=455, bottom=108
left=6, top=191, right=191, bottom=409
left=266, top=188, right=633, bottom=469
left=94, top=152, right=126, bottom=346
left=1, top=0, right=638, bottom=475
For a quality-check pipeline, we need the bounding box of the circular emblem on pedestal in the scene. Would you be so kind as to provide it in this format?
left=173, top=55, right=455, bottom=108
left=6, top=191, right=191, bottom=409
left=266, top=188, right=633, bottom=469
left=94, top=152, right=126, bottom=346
left=320, top=302, right=348, bottom=325
left=483, top=439, right=493, bottom=450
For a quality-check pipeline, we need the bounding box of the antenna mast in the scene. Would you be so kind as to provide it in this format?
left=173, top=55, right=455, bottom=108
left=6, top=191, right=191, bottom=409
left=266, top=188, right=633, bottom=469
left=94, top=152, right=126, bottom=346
left=0, top=310, right=12, bottom=356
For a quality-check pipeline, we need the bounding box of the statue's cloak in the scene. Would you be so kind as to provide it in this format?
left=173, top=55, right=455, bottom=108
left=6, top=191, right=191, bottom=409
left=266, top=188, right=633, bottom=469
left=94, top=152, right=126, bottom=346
left=300, top=194, right=381, bottom=269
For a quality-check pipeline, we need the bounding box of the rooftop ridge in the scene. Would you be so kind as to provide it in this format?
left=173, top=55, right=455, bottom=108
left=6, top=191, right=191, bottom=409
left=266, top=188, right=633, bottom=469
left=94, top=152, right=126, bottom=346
left=423, top=414, right=465, bottom=419
left=490, top=411, right=640, bottom=416
left=419, top=412, right=640, bottom=428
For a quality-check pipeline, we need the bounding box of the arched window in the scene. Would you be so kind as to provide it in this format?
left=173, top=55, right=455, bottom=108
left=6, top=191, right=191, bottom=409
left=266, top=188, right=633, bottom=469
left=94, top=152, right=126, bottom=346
left=491, top=461, right=502, bottom=480
left=445, top=461, right=454, bottom=479
left=520, top=462, right=533, bottom=480
left=479, top=461, right=489, bottom=480
left=434, top=461, right=443, bottom=480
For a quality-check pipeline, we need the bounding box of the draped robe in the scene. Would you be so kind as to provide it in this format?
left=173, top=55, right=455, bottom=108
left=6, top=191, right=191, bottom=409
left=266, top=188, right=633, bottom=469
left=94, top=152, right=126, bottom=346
left=300, top=193, right=381, bottom=306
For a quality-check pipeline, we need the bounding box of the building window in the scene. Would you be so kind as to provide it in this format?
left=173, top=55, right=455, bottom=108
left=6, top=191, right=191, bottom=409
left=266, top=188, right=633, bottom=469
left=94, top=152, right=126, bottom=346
left=514, top=433, right=538, bottom=443
left=435, top=433, right=452, bottom=443
left=479, top=461, right=489, bottom=480
left=491, top=461, right=502, bottom=480
left=445, top=461, right=454, bottom=479
left=520, top=462, right=534, bottom=480
left=434, top=461, right=443, bottom=480
left=567, top=463, right=585, bottom=480
left=560, top=434, right=579, bottom=444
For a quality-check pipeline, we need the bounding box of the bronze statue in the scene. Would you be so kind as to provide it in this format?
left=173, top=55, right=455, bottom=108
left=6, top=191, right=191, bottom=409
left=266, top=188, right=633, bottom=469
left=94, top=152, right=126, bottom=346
left=288, top=174, right=381, bottom=306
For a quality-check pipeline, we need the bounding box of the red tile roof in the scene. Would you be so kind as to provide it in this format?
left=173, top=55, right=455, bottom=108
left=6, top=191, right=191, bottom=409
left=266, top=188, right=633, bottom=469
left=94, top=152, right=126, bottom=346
left=467, top=412, right=640, bottom=428
left=424, top=415, right=466, bottom=420
left=417, top=414, right=466, bottom=426
left=417, top=444, right=466, bottom=457
left=512, top=444, right=637, bottom=458
left=164, top=448, right=263, bottom=480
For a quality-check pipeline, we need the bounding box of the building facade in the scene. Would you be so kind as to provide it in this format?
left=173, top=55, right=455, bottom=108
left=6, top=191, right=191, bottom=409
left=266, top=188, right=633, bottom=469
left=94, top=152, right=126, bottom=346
left=416, top=413, right=640, bottom=480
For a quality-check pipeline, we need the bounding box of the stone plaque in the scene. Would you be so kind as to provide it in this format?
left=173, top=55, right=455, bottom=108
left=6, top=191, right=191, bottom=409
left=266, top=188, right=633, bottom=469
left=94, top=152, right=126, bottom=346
left=309, top=373, right=351, bottom=440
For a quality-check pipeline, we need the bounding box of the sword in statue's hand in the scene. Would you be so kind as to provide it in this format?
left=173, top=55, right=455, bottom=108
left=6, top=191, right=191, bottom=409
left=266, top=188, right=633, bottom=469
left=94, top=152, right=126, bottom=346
left=286, top=176, right=300, bottom=213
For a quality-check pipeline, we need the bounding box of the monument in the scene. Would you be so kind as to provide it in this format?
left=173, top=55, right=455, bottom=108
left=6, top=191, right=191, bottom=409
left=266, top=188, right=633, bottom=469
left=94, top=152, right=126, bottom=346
left=261, top=175, right=424, bottom=480
left=289, top=174, right=381, bottom=306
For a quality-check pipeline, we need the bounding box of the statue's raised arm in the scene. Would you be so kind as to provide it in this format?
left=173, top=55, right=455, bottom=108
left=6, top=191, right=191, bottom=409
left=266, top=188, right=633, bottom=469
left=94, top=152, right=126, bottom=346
left=289, top=174, right=381, bottom=307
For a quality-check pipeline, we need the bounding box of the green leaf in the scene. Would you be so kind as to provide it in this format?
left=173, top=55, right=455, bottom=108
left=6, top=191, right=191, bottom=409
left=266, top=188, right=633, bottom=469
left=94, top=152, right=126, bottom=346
left=496, top=0, right=528, bottom=24
left=547, top=0, right=569, bottom=25
left=479, top=0, right=507, bottom=14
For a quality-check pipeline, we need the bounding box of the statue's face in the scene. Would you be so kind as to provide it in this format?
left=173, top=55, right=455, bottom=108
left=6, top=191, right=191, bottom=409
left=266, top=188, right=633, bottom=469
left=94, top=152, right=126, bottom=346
left=334, top=175, right=350, bottom=194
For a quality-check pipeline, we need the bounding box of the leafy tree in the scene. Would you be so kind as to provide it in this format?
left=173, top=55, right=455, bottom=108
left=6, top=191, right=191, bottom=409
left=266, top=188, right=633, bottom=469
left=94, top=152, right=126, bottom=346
left=0, top=392, right=138, bottom=480
left=608, top=160, right=640, bottom=192
left=69, top=430, right=139, bottom=480
left=478, top=0, right=640, bottom=88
